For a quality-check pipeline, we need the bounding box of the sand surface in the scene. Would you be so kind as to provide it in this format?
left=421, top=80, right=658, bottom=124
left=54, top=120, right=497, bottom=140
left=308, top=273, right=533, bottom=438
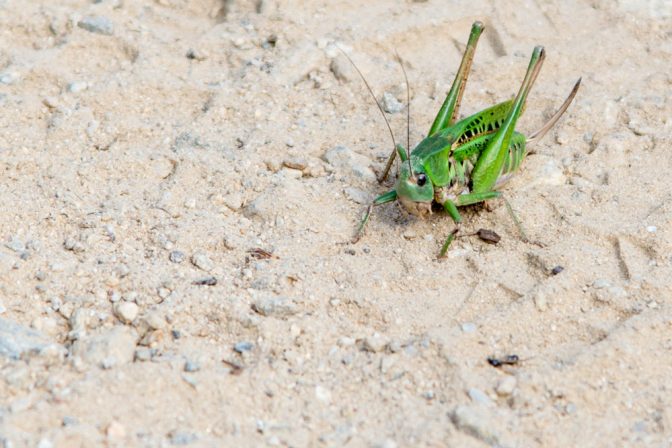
left=0, top=0, right=671, bottom=446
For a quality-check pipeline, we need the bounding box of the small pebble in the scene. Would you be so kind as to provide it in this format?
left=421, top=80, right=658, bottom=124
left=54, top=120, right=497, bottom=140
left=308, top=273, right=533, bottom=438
left=315, top=385, right=332, bottom=404
left=533, top=289, right=548, bottom=312
left=330, top=54, right=355, bottom=82
left=344, top=187, right=371, bottom=205
left=495, top=376, right=517, bottom=396
left=337, top=337, right=355, bottom=347
left=461, top=322, right=477, bottom=333
left=142, top=311, right=166, bottom=331
left=0, top=72, right=18, bottom=85
left=134, top=348, right=154, bottom=362
left=168, top=430, right=198, bottom=446
left=322, top=145, right=376, bottom=182
left=108, top=291, right=121, bottom=303
left=5, top=237, right=25, bottom=253
left=114, top=302, right=139, bottom=324
left=71, top=326, right=137, bottom=368
left=77, top=16, right=114, bottom=35
left=476, top=229, right=500, bottom=244
left=169, top=251, right=186, bottom=263
left=234, top=341, right=253, bottom=353
left=468, top=388, right=493, bottom=406
left=282, top=157, right=306, bottom=170
left=106, top=421, right=126, bottom=440
left=550, top=265, right=564, bottom=275
left=186, top=48, right=208, bottom=61
left=403, top=230, right=417, bottom=240
left=252, top=297, right=297, bottom=318
left=382, top=92, right=403, bottom=114
left=37, top=439, right=53, bottom=448
left=646, top=225, right=657, bottom=233
left=67, top=81, right=88, bottom=93
left=592, top=279, right=611, bottom=289
left=184, top=360, right=200, bottom=372
left=63, top=238, right=85, bottom=253
left=62, top=416, right=78, bottom=427
left=192, top=276, right=217, bottom=286
left=191, top=252, right=214, bottom=272
left=451, top=405, right=500, bottom=445
left=362, top=334, right=387, bottom=353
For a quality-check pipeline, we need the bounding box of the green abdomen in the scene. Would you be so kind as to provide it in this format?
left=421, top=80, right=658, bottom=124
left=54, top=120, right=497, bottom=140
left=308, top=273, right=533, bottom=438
left=425, top=131, right=527, bottom=188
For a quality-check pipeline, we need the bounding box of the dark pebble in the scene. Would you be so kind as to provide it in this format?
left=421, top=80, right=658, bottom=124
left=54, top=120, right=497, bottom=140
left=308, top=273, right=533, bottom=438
left=192, top=276, right=217, bottom=286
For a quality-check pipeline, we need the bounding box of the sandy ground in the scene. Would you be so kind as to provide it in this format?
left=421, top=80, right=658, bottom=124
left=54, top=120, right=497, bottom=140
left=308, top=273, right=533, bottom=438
left=0, top=0, right=670, bottom=446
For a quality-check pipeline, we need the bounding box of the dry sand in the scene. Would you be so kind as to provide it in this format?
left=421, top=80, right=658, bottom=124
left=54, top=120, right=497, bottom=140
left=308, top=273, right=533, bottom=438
left=0, top=0, right=671, bottom=446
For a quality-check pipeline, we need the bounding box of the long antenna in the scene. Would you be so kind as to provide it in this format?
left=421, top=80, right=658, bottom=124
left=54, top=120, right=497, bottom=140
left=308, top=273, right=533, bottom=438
left=336, top=45, right=397, bottom=155
left=394, top=50, right=413, bottom=176
left=527, top=78, right=581, bottom=144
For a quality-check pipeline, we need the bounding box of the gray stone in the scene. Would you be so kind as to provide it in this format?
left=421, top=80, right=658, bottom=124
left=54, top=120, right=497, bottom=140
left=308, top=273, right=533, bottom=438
left=37, top=439, right=53, bottom=448
left=362, top=334, right=387, bottom=353
left=461, top=322, right=477, bottom=333
left=451, top=405, right=500, bottom=445
left=71, top=326, right=138, bottom=368
left=4, top=236, right=25, bottom=253
left=191, top=252, right=214, bottom=272
left=344, top=187, right=371, bottom=205
left=142, top=311, right=166, bottom=330
left=168, top=430, right=198, bottom=445
left=68, top=307, right=90, bottom=340
left=382, top=92, right=403, bottom=114
left=592, top=278, right=611, bottom=289
left=323, top=146, right=376, bottom=182
left=330, top=54, right=355, bottom=82
left=77, top=16, right=114, bottom=36
left=169, top=250, right=186, bottom=263
left=0, top=72, right=18, bottom=85
left=184, top=360, right=200, bottom=372
left=0, top=318, right=55, bottom=360
left=252, top=296, right=298, bottom=318
left=67, top=81, right=88, bottom=93
left=234, top=341, right=253, bottom=353
left=468, top=388, right=493, bottom=406
left=63, top=237, right=85, bottom=253
left=533, top=288, right=548, bottom=312
left=134, top=348, right=154, bottom=362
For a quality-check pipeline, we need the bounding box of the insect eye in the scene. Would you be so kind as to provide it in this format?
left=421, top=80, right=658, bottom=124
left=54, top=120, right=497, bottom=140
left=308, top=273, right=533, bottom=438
left=417, top=174, right=427, bottom=186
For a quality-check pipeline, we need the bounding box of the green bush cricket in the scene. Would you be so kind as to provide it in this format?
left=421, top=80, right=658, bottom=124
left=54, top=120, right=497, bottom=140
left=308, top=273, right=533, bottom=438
left=347, top=21, right=581, bottom=257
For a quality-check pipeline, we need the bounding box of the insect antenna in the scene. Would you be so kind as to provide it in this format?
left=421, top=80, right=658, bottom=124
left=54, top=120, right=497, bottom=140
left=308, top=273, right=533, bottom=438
left=336, top=45, right=398, bottom=161
left=394, top=50, right=413, bottom=177
left=527, top=78, right=581, bottom=145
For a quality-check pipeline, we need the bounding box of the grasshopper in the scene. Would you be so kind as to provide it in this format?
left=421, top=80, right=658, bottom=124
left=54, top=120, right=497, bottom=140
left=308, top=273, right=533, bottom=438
left=350, top=21, right=581, bottom=257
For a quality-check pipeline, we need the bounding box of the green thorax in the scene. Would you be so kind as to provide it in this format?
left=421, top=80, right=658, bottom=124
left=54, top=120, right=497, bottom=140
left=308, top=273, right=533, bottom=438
left=410, top=98, right=523, bottom=189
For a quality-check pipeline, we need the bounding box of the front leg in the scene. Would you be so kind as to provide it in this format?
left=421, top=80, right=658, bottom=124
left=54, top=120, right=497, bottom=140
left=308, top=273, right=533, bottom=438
left=439, top=191, right=502, bottom=257
left=439, top=199, right=462, bottom=258
left=352, top=189, right=397, bottom=243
